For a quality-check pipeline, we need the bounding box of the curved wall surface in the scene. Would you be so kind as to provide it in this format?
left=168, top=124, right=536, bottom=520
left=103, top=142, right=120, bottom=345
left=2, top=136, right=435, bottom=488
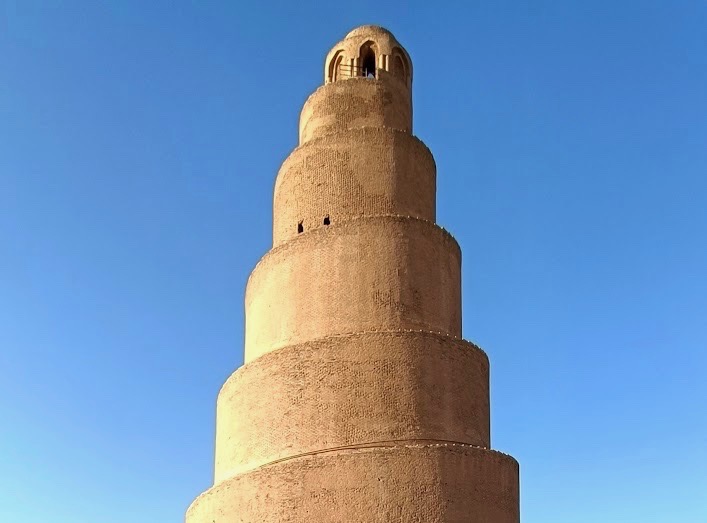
left=188, top=445, right=519, bottom=523
left=186, top=25, right=519, bottom=523
left=246, top=217, right=461, bottom=361
left=215, top=331, right=490, bottom=480
left=274, top=127, right=435, bottom=244
left=299, top=77, right=411, bottom=144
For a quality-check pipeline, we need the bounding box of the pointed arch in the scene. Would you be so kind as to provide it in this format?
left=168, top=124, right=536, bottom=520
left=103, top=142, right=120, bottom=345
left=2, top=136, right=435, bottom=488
left=391, top=47, right=410, bottom=84
left=359, top=41, right=378, bottom=78
left=327, top=50, right=344, bottom=83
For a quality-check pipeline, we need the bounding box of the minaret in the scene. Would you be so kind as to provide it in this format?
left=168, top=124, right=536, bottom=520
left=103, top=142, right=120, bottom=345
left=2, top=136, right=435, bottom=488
left=186, top=25, right=519, bottom=522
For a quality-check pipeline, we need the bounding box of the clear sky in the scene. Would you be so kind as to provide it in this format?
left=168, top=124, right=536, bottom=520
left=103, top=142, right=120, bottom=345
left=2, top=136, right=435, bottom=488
left=1, top=1, right=706, bottom=521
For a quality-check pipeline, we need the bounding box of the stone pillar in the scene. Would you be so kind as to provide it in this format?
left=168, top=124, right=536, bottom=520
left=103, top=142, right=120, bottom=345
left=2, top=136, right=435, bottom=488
left=186, top=25, right=519, bottom=522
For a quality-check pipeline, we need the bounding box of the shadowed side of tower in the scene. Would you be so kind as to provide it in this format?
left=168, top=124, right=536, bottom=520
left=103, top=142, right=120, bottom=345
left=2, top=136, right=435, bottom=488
left=186, top=25, right=520, bottom=522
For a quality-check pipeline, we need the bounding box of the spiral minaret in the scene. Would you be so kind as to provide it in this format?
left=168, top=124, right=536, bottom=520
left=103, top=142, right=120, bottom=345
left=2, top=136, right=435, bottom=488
left=186, top=25, right=520, bottom=522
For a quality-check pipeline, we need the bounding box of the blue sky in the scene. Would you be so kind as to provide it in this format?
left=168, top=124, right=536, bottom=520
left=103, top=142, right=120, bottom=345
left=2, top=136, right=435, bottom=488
left=1, top=1, right=706, bottom=521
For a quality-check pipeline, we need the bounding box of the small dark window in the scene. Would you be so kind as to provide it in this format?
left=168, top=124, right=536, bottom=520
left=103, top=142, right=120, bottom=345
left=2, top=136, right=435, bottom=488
left=323, top=216, right=330, bottom=225
left=297, top=221, right=303, bottom=234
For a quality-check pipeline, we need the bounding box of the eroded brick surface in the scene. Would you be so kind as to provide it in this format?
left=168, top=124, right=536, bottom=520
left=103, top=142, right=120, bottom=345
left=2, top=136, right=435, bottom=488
left=185, top=25, right=519, bottom=523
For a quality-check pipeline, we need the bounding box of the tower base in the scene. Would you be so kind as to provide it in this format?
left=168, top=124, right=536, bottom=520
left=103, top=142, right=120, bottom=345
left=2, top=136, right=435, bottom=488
left=187, top=443, right=519, bottom=523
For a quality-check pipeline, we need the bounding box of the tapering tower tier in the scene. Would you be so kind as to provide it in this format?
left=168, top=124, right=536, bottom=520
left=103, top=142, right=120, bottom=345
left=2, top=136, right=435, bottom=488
left=274, top=25, right=426, bottom=246
left=186, top=25, right=519, bottom=523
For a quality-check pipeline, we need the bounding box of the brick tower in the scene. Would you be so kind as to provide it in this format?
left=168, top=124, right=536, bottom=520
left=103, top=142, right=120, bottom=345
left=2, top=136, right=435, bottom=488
left=186, top=25, right=520, bottom=522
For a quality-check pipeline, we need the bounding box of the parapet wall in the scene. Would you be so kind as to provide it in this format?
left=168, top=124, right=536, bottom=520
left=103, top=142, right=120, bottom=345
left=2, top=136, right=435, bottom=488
left=245, top=216, right=461, bottom=362
left=274, top=127, right=435, bottom=244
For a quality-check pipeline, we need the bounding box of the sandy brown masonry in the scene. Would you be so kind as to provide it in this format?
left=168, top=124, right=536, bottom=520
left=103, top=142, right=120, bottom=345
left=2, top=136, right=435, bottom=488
left=186, top=24, right=519, bottom=522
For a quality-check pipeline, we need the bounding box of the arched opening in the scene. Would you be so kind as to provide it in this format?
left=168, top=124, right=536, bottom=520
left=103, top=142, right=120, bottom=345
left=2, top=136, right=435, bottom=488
left=394, top=55, right=406, bottom=79
left=333, top=54, right=343, bottom=81
left=323, top=215, right=330, bottom=225
left=297, top=221, right=303, bottom=234
left=391, top=48, right=409, bottom=84
left=362, top=51, right=376, bottom=77
left=328, top=50, right=344, bottom=83
left=359, top=41, right=377, bottom=78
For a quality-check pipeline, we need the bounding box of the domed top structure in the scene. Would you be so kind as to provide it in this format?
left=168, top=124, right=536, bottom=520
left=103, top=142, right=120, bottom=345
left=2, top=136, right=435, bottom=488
left=344, top=24, right=396, bottom=39
left=324, top=25, right=412, bottom=88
